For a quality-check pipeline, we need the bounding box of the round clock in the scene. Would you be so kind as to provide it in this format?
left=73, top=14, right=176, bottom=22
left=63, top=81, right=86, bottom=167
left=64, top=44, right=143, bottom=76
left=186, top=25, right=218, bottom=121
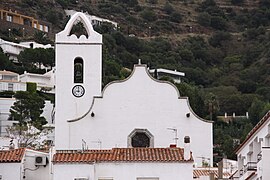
left=72, top=85, right=85, bottom=97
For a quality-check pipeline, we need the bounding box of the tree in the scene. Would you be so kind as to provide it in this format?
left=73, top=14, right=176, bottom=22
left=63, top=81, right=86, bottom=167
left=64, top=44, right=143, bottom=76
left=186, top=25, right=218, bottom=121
left=209, top=31, right=231, bottom=47
left=248, top=98, right=267, bottom=125
left=170, top=12, right=183, bottom=23
left=163, top=2, right=174, bottom=14
left=231, top=0, right=244, bottom=5
left=9, top=91, right=46, bottom=130
left=0, top=48, right=13, bottom=70
left=34, top=31, right=52, bottom=44
left=18, top=48, right=55, bottom=70
left=205, top=93, right=220, bottom=121
left=140, top=9, right=157, bottom=22
left=6, top=124, right=42, bottom=148
left=210, top=16, right=227, bottom=30
left=197, top=12, right=211, bottom=27
left=176, top=82, right=206, bottom=118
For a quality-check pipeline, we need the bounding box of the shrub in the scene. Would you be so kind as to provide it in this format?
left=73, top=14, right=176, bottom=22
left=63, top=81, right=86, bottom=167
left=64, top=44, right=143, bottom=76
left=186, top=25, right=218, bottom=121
left=140, top=9, right=157, bottom=22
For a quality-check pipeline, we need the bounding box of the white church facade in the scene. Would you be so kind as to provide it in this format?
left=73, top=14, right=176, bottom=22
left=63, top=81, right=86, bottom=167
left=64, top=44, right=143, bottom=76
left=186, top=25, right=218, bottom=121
left=53, top=12, right=213, bottom=180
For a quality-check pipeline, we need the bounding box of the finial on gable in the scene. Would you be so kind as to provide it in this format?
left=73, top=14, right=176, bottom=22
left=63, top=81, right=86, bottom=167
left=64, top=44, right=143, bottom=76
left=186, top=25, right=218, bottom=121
left=138, top=59, right=141, bottom=65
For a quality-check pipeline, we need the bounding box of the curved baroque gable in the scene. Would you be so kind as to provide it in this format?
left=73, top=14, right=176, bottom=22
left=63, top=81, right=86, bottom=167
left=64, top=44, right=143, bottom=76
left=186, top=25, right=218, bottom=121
left=68, top=64, right=211, bottom=123
left=102, top=64, right=181, bottom=98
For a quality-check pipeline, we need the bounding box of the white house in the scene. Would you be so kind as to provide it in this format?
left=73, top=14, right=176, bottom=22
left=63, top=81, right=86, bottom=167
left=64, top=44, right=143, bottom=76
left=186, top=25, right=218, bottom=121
left=0, top=38, right=52, bottom=61
left=65, top=10, right=118, bottom=28
left=0, top=70, right=26, bottom=92
left=232, top=111, right=270, bottom=180
left=0, top=148, right=50, bottom=180
left=148, top=68, right=185, bottom=84
left=53, top=147, right=193, bottom=180
left=20, top=68, right=56, bottom=94
left=52, top=12, right=213, bottom=180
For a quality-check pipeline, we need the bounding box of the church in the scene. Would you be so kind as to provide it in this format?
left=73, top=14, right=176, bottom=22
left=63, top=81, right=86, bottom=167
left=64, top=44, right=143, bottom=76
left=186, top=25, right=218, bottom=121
left=53, top=12, right=213, bottom=180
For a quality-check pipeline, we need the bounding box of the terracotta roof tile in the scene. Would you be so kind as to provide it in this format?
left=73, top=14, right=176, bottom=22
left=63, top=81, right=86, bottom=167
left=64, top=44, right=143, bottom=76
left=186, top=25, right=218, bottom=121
left=245, top=171, right=256, bottom=180
left=53, top=148, right=193, bottom=164
left=0, top=148, right=25, bottom=163
left=193, top=169, right=231, bottom=178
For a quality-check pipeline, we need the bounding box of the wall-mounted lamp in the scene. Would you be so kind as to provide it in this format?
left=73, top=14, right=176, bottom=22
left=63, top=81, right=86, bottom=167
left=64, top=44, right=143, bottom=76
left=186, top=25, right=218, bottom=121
left=186, top=113, right=190, bottom=118
left=91, top=112, right=95, bottom=117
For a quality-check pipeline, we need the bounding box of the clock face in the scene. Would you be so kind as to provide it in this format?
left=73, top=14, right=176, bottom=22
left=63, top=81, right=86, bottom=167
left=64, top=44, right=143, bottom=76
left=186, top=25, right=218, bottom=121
left=72, top=85, right=85, bottom=97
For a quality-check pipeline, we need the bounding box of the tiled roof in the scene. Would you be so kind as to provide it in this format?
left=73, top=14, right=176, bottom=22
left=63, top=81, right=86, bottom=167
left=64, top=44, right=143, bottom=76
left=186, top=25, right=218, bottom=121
left=53, top=148, right=193, bottom=164
left=193, top=169, right=231, bottom=178
left=245, top=171, right=256, bottom=180
left=0, top=148, right=25, bottom=163
left=235, top=110, right=270, bottom=153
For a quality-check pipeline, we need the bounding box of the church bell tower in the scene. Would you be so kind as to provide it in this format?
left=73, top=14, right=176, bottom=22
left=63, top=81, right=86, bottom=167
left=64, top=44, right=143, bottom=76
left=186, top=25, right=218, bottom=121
left=55, top=12, right=102, bottom=149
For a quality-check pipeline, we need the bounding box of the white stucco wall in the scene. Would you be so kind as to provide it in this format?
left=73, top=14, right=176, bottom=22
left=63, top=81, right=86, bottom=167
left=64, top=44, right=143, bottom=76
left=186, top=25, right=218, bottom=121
left=54, top=164, right=94, bottom=180
left=236, top=114, right=270, bottom=180
left=262, top=147, right=270, bottom=180
left=0, top=163, right=21, bottom=180
left=0, top=98, right=17, bottom=136
left=55, top=12, right=212, bottom=167
left=56, top=65, right=213, bottom=166
left=23, top=149, right=50, bottom=180
left=54, top=162, right=193, bottom=180
left=0, top=81, right=27, bottom=92
left=55, top=12, right=102, bottom=151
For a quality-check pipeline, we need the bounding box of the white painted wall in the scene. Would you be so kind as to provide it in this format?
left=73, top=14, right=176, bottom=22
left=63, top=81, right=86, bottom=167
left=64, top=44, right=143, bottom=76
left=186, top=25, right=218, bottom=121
left=55, top=13, right=212, bottom=167
left=54, top=162, right=193, bottom=180
left=55, top=12, right=102, bottom=150
left=0, top=163, right=21, bottom=180
left=236, top=113, right=270, bottom=180
left=0, top=39, right=52, bottom=61
left=262, top=147, right=270, bottom=180
left=0, top=81, right=26, bottom=92
left=0, top=98, right=17, bottom=136
left=54, top=164, right=94, bottom=180
left=56, top=65, right=213, bottom=167
left=20, top=69, right=56, bottom=94
left=23, top=149, right=50, bottom=180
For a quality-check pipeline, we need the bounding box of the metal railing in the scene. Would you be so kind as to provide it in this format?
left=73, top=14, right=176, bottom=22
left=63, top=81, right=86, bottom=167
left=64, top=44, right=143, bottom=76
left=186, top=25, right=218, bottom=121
left=239, top=161, right=257, bottom=177
left=246, top=162, right=257, bottom=171
left=257, top=152, right=262, bottom=162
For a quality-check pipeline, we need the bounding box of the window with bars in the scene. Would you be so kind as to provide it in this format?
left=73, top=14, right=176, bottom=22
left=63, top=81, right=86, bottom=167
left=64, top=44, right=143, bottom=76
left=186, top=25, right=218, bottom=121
left=74, top=58, right=84, bottom=83
left=8, top=83, right=13, bottom=91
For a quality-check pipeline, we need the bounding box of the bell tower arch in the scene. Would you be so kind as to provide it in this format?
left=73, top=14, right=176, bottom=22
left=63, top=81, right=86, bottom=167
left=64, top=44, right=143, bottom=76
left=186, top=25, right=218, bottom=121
left=55, top=12, right=102, bottom=149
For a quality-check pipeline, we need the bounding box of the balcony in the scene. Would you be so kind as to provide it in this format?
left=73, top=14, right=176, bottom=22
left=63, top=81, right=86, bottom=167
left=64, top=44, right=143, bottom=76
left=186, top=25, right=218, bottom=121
left=245, top=162, right=257, bottom=171
left=257, top=152, right=262, bottom=162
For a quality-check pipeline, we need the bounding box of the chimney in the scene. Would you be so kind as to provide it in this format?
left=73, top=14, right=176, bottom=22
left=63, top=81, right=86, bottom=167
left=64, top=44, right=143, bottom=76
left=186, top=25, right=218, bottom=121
left=184, top=136, right=191, bottom=160
left=209, top=172, right=215, bottom=180
left=170, top=144, right=177, bottom=148
left=218, top=160, right=223, bottom=179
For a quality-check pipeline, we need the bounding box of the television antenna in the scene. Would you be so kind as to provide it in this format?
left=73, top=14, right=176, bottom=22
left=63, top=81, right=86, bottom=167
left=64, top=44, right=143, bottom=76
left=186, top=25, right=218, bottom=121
left=91, top=139, right=102, bottom=149
left=167, top=128, right=179, bottom=146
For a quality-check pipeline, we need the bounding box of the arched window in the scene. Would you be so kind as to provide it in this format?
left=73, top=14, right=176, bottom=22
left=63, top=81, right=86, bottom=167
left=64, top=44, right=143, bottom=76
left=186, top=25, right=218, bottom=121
left=74, top=58, right=83, bottom=83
